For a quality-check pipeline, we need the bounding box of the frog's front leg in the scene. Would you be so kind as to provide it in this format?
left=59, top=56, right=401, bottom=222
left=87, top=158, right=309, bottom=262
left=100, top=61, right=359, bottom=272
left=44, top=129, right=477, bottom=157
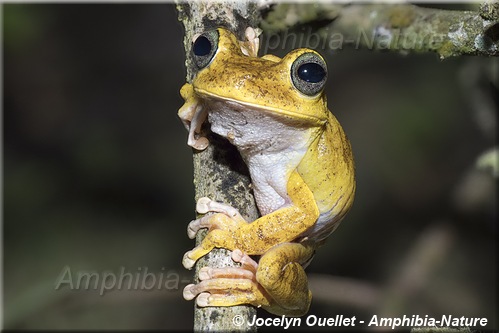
left=182, top=171, right=319, bottom=268
left=182, top=171, right=319, bottom=314
left=178, top=83, right=209, bottom=150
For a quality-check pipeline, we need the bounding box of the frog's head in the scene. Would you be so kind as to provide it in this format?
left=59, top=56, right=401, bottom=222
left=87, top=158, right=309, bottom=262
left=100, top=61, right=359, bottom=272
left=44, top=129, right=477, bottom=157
left=189, top=28, right=330, bottom=126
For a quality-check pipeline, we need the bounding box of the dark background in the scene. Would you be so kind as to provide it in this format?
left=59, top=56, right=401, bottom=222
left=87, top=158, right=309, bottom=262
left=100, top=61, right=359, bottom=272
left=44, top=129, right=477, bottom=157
left=2, top=4, right=497, bottom=330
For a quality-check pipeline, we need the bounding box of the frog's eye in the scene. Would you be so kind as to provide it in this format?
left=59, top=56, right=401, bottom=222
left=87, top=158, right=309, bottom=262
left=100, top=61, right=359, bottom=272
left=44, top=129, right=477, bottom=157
left=192, top=30, right=219, bottom=69
left=291, top=52, right=327, bottom=96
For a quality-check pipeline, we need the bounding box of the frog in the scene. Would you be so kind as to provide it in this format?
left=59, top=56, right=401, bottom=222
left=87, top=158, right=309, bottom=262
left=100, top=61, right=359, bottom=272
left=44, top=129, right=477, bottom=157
left=178, top=27, right=355, bottom=316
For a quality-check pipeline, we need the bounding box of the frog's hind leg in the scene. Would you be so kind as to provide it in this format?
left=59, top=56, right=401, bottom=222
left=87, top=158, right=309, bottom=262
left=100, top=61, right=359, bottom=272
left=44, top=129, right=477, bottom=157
left=256, top=241, right=314, bottom=316
left=183, top=243, right=315, bottom=317
left=183, top=250, right=272, bottom=309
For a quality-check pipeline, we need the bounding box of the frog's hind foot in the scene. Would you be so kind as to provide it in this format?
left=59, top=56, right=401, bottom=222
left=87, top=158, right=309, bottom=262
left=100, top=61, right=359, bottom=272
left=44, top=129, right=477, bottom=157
left=183, top=249, right=271, bottom=308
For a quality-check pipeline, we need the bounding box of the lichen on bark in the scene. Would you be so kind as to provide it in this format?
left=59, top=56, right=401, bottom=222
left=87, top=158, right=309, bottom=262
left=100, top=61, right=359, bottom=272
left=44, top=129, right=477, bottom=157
left=262, top=3, right=499, bottom=59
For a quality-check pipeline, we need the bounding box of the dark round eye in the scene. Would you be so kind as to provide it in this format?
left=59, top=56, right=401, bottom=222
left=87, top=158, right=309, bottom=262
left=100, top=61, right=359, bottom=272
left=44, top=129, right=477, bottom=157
left=297, top=63, right=326, bottom=83
left=291, top=52, right=327, bottom=96
left=192, top=30, right=219, bottom=69
left=193, top=35, right=212, bottom=57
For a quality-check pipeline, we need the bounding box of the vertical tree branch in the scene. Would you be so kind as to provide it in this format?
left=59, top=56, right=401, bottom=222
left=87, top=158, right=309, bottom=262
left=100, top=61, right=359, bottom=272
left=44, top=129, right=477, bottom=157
left=176, top=2, right=262, bottom=331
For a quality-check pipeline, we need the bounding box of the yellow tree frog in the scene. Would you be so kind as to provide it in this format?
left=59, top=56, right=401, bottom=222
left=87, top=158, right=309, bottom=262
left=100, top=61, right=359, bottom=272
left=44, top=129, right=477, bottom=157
left=178, top=27, right=355, bottom=316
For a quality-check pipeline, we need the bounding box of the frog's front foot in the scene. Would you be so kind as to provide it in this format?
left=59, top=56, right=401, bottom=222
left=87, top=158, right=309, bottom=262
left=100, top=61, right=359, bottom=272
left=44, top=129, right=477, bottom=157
left=178, top=84, right=210, bottom=151
left=182, top=197, right=248, bottom=269
left=186, top=197, right=246, bottom=239
left=183, top=250, right=271, bottom=308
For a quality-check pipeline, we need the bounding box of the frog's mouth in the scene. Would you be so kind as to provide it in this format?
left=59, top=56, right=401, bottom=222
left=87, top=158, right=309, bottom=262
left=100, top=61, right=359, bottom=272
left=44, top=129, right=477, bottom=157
left=195, top=88, right=326, bottom=126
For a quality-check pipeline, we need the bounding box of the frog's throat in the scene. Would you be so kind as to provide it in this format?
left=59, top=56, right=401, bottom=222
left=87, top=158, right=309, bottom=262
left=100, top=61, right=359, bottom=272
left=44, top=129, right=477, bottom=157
left=195, top=88, right=327, bottom=126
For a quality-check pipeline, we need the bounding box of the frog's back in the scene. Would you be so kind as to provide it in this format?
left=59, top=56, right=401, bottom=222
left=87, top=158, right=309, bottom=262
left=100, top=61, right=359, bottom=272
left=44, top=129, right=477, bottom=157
left=296, top=111, right=356, bottom=242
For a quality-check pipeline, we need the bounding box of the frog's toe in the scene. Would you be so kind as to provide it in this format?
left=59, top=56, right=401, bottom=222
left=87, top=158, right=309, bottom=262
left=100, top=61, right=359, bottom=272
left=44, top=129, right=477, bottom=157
left=183, top=278, right=254, bottom=298
left=183, top=284, right=197, bottom=300
left=198, top=266, right=255, bottom=281
left=195, top=197, right=213, bottom=214
left=188, top=136, right=209, bottom=150
left=186, top=213, right=222, bottom=238
left=187, top=213, right=245, bottom=240
left=196, top=197, right=245, bottom=221
left=182, top=251, right=196, bottom=270
left=198, top=267, right=212, bottom=280
left=183, top=278, right=268, bottom=308
left=196, top=292, right=260, bottom=308
left=187, top=218, right=202, bottom=239
left=195, top=292, right=211, bottom=307
left=232, top=249, right=258, bottom=273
